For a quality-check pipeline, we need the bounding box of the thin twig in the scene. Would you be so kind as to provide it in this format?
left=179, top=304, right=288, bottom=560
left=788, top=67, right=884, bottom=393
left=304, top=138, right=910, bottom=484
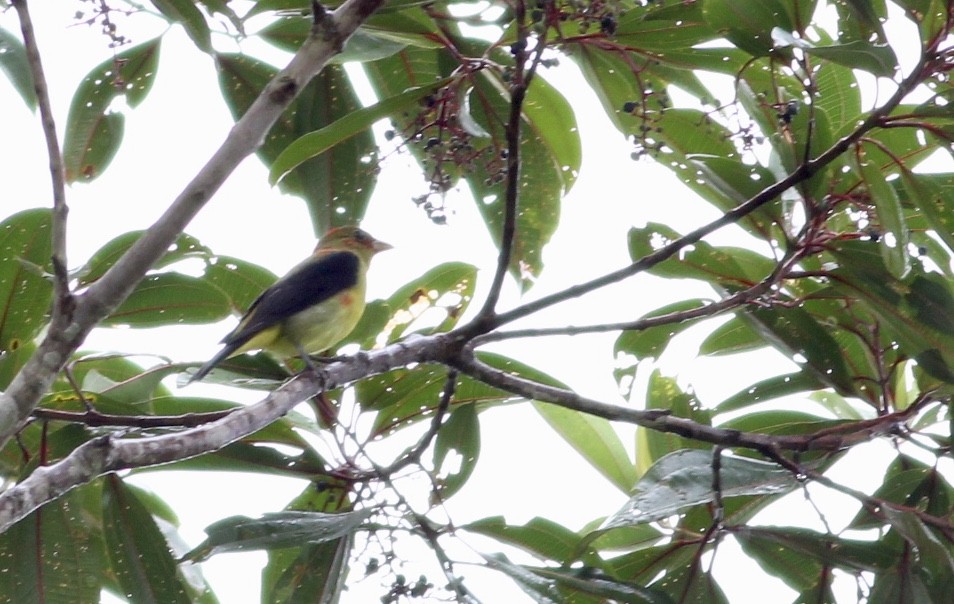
left=11, top=0, right=71, bottom=311
left=458, top=46, right=931, bottom=338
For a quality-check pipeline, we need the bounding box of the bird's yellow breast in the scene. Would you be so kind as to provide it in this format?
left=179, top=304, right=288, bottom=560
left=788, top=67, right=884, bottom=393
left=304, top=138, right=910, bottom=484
left=270, top=277, right=367, bottom=357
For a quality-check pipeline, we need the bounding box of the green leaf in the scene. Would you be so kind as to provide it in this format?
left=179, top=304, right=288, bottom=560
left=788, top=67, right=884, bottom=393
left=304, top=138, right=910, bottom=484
left=857, top=146, right=910, bottom=278
left=535, top=401, right=638, bottom=493
left=102, top=476, right=192, bottom=604
left=614, top=299, right=710, bottom=362
left=463, top=516, right=584, bottom=565
left=261, top=481, right=353, bottom=602
left=150, top=0, right=212, bottom=52
left=217, top=55, right=379, bottom=232
left=376, top=262, right=477, bottom=343
left=702, top=0, right=801, bottom=56
left=104, top=272, right=232, bottom=327
left=0, top=486, right=101, bottom=603
left=599, top=449, right=797, bottom=529
left=358, top=353, right=511, bottom=436
left=78, top=230, right=211, bottom=286
left=742, top=303, right=857, bottom=395
left=771, top=28, right=897, bottom=77
left=0, top=208, right=52, bottom=354
left=698, top=316, right=763, bottom=356
left=265, top=537, right=351, bottom=604
left=63, top=39, right=161, bottom=182
left=202, top=254, right=277, bottom=312
left=185, top=509, right=372, bottom=561
left=901, top=171, right=954, bottom=257
left=734, top=526, right=897, bottom=590
left=432, top=402, right=480, bottom=500
left=261, top=17, right=408, bottom=61
left=830, top=241, right=954, bottom=383
left=0, top=27, right=36, bottom=110
left=636, top=371, right=711, bottom=477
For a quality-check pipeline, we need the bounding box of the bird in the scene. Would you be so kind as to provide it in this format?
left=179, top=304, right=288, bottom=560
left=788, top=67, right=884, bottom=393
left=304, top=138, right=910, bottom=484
left=189, top=226, right=392, bottom=383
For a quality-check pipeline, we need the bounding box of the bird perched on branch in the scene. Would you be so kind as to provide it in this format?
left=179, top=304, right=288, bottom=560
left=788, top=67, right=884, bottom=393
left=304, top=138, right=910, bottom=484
left=189, top=226, right=392, bottom=383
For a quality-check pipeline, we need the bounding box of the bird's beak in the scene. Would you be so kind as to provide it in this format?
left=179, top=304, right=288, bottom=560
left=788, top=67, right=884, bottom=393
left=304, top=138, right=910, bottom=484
left=372, top=239, right=393, bottom=253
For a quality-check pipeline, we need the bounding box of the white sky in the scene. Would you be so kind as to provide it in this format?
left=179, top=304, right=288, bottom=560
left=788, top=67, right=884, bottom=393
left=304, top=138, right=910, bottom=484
left=0, top=3, right=933, bottom=602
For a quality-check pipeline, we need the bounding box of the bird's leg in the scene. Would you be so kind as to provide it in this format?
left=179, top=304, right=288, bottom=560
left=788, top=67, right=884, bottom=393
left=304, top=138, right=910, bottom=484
left=294, top=341, right=319, bottom=375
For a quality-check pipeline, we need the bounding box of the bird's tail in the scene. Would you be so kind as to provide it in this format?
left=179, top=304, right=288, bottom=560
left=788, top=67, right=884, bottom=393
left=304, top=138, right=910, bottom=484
left=187, top=345, right=235, bottom=384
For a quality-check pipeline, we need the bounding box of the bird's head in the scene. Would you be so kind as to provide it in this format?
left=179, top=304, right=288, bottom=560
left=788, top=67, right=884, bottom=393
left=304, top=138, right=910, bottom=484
left=315, top=226, right=392, bottom=259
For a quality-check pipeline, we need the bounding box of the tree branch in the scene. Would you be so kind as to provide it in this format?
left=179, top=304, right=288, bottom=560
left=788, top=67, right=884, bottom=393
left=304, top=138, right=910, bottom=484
left=11, top=0, right=71, bottom=313
left=0, top=333, right=457, bottom=532
left=465, top=46, right=931, bottom=334
left=0, top=0, right=386, bottom=450
left=450, top=348, right=923, bottom=454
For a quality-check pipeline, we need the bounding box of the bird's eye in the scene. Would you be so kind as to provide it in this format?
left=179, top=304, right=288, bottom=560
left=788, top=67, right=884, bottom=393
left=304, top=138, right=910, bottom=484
left=354, top=229, right=369, bottom=242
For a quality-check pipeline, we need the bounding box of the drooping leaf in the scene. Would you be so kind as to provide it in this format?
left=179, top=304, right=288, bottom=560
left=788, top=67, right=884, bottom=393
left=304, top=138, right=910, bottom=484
left=102, top=475, right=193, bottom=604
left=635, top=371, right=711, bottom=477
left=185, top=509, right=372, bottom=561
left=0, top=27, right=36, bottom=110
left=0, top=208, right=52, bottom=354
left=597, top=449, right=797, bottom=530
left=63, top=39, right=161, bottom=182
left=0, top=486, right=101, bottom=603
left=535, top=400, right=639, bottom=493
left=150, top=0, right=212, bottom=52
left=432, top=402, right=480, bottom=501
left=216, top=55, right=378, bottom=232
left=463, top=516, right=585, bottom=565
left=857, top=147, right=910, bottom=278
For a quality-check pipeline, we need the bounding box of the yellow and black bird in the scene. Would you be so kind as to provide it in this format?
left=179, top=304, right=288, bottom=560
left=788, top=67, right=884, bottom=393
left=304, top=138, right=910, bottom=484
left=189, top=226, right=391, bottom=383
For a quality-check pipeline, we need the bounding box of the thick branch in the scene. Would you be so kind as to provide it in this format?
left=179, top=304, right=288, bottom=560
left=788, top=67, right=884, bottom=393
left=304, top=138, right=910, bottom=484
left=0, top=333, right=456, bottom=532
left=0, top=0, right=385, bottom=449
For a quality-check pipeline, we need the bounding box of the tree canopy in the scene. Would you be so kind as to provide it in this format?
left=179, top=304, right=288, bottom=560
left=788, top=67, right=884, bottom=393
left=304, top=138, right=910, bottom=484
left=2, top=0, right=954, bottom=602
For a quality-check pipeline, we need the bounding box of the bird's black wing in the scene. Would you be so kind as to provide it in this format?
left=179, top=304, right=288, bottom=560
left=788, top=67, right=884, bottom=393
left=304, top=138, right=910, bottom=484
left=222, top=250, right=360, bottom=348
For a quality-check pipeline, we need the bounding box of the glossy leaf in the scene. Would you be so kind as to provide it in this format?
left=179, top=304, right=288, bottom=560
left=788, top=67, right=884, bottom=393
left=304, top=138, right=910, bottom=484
left=772, top=28, right=897, bottom=77
left=185, top=509, right=372, bottom=561
left=830, top=241, right=954, bottom=383
left=104, top=272, right=232, bottom=327
left=698, top=316, right=763, bottom=356
left=261, top=17, right=407, bottom=61
left=599, top=449, right=797, bottom=530
left=702, top=0, right=803, bottom=56
left=63, top=39, right=161, bottom=182
left=358, top=352, right=513, bottom=436
left=734, top=526, right=897, bottom=589
left=0, top=27, right=36, bottom=110
left=0, top=208, right=52, bottom=354
left=102, top=476, right=192, bottom=603
left=262, top=482, right=354, bottom=603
